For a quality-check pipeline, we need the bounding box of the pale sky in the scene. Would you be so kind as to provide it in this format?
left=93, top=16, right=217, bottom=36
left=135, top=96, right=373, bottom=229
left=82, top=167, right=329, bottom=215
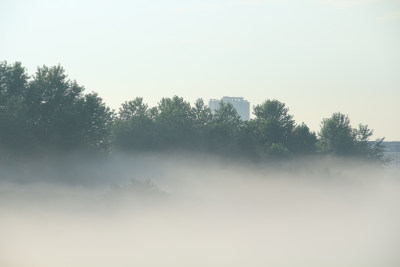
left=1, top=0, right=399, bottom=140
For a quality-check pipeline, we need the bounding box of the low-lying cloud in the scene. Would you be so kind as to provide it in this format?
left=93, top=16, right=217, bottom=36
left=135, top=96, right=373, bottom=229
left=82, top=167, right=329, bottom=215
left=0, top=153, right=399, bottom=267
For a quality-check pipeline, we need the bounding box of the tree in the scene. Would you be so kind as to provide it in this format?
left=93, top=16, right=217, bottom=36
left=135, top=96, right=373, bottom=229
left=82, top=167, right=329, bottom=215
left=252, top=99, right=295, bottom=158
left=113, top=97, right=155, bottom=150
left=26, top=65, right=85, bottom=148
left=192, top=98, right=213, bottom=127
left=354, top=124, right=387, bottom=162
left=1, top=62, right=114, bottom=153
left=318, top=113, right=356, bottom=156
left=209, top=102, right=242, bottom=153
left=118, top=97, right=149, bottom=121
left=191, top=98, right=213, bottom=148
left=0, top=61, right=28, bottom=98
left=290, top=123, right=317, bottom=155
left=237, top=119, right=264, bottom=159
left=318, top=112, right=387, bottom=163
left=153, top=96, right=195, bottom=149
left=76, top=93, right=114, bottom=150
left=0, top=61, right=33, bottom=149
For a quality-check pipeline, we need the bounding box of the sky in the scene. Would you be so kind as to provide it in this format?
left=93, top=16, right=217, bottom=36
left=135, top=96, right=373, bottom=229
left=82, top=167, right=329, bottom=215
left=1, top=0, right=399, bottom=140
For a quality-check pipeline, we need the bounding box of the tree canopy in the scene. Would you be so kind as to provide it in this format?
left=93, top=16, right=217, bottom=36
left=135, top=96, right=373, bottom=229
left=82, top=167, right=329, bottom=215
left=0, top=61, right=113, bottom=154
left=0, top=61, right=388, bottom=164
left=318, top=112, right=386, bottom=162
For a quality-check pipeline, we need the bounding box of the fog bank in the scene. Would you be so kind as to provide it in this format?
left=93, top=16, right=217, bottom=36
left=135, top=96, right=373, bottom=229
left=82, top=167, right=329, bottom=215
left=0, top=154, right=399, bottom=267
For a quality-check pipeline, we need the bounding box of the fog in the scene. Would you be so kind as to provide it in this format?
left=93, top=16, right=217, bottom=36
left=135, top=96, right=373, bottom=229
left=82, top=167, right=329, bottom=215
left=1, top=153, right=399, bottom=267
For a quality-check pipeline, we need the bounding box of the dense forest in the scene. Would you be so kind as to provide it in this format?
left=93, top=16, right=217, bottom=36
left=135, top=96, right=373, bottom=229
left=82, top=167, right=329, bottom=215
left=0, top=61, right=387, bottom=163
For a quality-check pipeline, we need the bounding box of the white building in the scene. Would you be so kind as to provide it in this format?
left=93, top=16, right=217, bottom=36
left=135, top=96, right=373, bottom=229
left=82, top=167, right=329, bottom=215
left=209, top=96, right=250, bottom=121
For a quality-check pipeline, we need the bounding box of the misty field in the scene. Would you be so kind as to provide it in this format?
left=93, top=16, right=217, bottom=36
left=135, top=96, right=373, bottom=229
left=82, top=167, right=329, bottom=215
left=0, top=154, right=399, bottom=267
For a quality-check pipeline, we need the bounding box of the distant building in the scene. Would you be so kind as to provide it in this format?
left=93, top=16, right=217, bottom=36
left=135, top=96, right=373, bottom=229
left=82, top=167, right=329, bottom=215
left=209, top=96, right=250, bottom=121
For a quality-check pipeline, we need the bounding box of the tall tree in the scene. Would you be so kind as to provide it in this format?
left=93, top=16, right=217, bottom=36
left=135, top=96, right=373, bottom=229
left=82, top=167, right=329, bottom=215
left=318, top=113, right=355, bottom=156
left=209, top=102, right=242, bottom=153
left=113, top=97, right=155, bottom=150
left=354, top=124, right=387, bottom=162
left=253, top=99, right=295, bottom=157
left=318, top=112, right=387, bottom=163
left=27, top=65, right=85, bottom=148
left=153, top=96, right=195, bottom=149
left=0, top=61, right=32, bottom=149
left=191, top=98, right=213, bottom=148
left=1, top=62, right=114, bottom=153
left=290, top=123, right=317, bottom=155
left=192, top=98, right=213, bottom=127
left=76, top=93, right=114, bottom=150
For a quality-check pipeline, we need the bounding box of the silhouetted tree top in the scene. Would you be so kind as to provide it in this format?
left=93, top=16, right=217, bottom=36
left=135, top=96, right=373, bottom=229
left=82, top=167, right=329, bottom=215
left=0, top=61, right=113, bottom=153
left=318, top=112, right=386, bottom=162
left=0, top=61, right=388, bottom=164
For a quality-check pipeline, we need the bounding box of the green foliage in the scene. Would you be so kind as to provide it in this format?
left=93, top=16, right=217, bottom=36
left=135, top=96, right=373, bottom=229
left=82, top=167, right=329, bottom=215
left=253, top=100, right=295, bottom=150
left=77, top=93, right=114, bottom=150
left=0, top=61, right=113, bottom=153
left=0, top=61, right=28, bottom=98
left=191, top=99, right=213, bottom=147
left=253, top=100, right=295, bottom=132
left=290, top=123, right=317, bottom=154
left=0, top=61, right=33, bottom=149
left=192, top=98, right=213, bottom=127
left=318, top=112, right=387, bottom=163
left=251, top=99, right=316, bottom=158
left=318, top=113, right=354, bottom=155
left=118, top=97, right=149, bottom=121
left=113, top=97, right=155, bottom=150
left=354, top=124, right=387, bottom=162
left=209, top=102, right=243, bottom=153
left=153, top=96, right=195, bottom=149
left=0, top=61, right=388, bottom=164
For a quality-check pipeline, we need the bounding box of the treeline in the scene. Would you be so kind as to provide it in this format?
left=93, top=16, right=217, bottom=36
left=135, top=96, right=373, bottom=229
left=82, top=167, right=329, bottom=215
left=0, top=61, right=386, bottom=162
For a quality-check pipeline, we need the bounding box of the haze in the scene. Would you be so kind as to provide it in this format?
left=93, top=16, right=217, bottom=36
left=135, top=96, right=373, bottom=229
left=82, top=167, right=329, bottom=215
left=1, top=154, right=399, bottom=267
left=1, top=0, right=400, bottom=140
left=1, top=0, right=399, bottom=265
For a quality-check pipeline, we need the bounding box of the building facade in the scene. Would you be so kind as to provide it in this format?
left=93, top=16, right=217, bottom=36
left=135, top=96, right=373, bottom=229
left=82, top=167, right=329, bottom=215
left=209, top=96, right=250, bottom=121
